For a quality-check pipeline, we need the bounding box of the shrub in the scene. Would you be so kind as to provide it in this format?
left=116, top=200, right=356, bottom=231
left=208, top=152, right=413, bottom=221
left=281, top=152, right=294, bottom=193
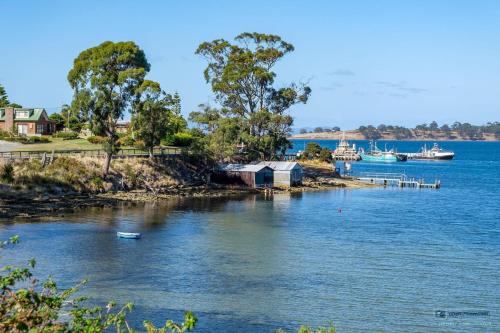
left=162, top=132, right=194, bottom=147
left=319, top=148, right=333, bottom=163
left=133, top=139, right=146, bottom=150
left=0, top=236, right=198, bottom=333
left=53, top=131, right=79, bottom=140
left=0, top=163, right=14, bottom=183
left=21, top=136, right=51, bottom=144
left=117, top=134, right=135, bottom=146
left=304, top=142, right=322, bottom=158
left=87, top=136, right=107, bottom=144
left=0, top=129, right=8, bottom=139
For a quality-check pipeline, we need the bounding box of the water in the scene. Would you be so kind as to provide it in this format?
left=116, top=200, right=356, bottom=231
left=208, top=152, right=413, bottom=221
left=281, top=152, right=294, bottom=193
left=1, top=141, right=499, bottom=332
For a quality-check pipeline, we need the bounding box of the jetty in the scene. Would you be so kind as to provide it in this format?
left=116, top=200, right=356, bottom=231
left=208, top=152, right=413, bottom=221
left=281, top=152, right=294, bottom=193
left=357, top=172, right=441, bottom=189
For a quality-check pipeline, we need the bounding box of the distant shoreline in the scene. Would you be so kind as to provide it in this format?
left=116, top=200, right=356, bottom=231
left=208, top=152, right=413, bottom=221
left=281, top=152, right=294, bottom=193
left=289, top=130, right=499, bottom=141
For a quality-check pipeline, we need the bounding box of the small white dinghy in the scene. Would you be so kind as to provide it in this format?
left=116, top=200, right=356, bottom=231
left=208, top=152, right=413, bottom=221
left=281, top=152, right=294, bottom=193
left=117, top=232, right=141, bottom=239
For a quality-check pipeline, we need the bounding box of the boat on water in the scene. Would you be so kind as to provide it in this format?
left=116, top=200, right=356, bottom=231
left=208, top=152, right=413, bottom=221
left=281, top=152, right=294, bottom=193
left=117, top=232, right=142, bottom=239
left=405, top=143, right=455, bottom=160
left=331, top=132, right=361, bottom=161
left=359, top=141, right=407, bottom=162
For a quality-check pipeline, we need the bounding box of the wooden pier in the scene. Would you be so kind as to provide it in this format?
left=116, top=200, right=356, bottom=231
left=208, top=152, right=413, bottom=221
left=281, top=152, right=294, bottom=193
left=357, top=172, right=441, bottom=189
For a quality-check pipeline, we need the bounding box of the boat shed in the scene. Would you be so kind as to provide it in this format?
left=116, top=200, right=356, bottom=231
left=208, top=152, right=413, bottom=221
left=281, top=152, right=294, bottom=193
left=218, top=164, right=274, bottom=188
left=257, top=161, right=304, bottom=187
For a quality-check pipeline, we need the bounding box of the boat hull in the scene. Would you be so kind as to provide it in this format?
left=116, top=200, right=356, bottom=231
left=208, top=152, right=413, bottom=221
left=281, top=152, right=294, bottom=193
left=407, top=153, right=454, bottom=160
left=359, top=153, right=398, bottom=162
left=117, top=232, right=141, bottom=239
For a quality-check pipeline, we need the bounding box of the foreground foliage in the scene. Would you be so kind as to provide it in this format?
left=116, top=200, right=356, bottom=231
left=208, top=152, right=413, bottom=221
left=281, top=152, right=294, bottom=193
left=0, top=236, right=197, bottom=332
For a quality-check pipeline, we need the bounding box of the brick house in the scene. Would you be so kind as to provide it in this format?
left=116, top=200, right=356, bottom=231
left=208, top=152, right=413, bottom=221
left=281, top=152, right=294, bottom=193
left=0, top=107, right=55, bottom=135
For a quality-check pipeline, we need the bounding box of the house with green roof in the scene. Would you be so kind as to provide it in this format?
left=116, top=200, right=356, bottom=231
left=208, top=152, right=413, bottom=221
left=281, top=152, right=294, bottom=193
left=0, top=107, right=55, bottom=135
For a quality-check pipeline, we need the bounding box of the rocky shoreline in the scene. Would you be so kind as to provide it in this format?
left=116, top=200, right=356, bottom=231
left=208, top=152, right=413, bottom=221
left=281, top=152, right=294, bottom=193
left=0, top=177, right=376, bottom=220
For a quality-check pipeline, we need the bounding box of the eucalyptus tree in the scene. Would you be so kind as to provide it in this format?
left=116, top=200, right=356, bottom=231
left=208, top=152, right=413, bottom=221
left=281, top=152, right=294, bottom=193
left=67, top=41, right=150, bottom=175
left=132, top=81, right=184, bottom=158
left=194, top=32, right=311, bottom=161
left=0, top=84, right=9, bottom=107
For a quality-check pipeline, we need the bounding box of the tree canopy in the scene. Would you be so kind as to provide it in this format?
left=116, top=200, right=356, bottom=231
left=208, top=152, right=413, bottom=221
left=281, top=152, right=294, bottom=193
left=193, top=32, right=311, bottom=161
left=0, top=84, right=9, bottom=107
left=67, top=41, right=150, bottom=175
left=132, top=81, right=185, bottom=157
left=0, top=84, right=21, bottom=108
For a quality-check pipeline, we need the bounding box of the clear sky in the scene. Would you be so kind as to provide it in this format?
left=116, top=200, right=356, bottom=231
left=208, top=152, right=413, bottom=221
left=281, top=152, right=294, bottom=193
left=1, top=0, right=499, bottom=129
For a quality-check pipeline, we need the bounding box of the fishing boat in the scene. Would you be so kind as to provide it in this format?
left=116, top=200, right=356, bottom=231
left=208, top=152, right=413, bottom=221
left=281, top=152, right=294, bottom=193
left=359, top=141, right=407, bottom=162
left=405, top=143, right=454, bottom=160
left=331, top=132, right=361, bottom=161
left=117, top=232, right=142, bottom=239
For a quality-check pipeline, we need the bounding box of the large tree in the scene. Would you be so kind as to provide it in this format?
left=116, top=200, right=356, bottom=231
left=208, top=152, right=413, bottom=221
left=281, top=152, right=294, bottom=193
left=132, top=81, right=185, bottom=157
left=0, top=84, right=22, bottom=108
left=0, top=84, right=9, bottom=107
left=194, top=32, right=311, bottom=161
left=67, top=41, right=150, bottom=175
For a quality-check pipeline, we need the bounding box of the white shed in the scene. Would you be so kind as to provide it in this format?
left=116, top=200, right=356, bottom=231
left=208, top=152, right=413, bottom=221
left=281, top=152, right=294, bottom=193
left=257, top=161, right=303, bottom=187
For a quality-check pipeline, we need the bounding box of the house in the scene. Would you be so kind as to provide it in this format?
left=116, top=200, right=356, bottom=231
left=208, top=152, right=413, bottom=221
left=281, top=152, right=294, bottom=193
left=216, top=164, right=274, bottom=188
left=116, top=121, right=130, bottom=134
left=0, top=107, right=55, bottom=135
left=257, top=161, right=303, bottom=187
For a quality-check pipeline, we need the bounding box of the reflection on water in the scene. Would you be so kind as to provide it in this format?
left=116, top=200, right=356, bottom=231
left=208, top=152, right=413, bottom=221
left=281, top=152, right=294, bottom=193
left=1, top=141, right=499, bottom=332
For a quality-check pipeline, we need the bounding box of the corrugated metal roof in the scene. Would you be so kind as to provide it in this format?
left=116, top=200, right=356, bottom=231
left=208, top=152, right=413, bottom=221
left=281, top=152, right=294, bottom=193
left=0, top=108, right=47, bottom=122
left=257, top=161, right=303, bottom=171
left=219, top=163, right=271, bottom=172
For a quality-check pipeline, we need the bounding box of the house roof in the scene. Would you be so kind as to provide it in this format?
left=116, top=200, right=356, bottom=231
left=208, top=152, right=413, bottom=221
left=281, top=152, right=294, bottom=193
left=0, top=108, right=49, bottom=122
left=257, top=161, right=303, bottom=171
left=219, top=163, right=273, bottom=173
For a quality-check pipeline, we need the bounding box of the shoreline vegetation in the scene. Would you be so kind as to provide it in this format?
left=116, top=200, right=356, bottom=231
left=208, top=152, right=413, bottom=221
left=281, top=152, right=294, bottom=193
left=0, top=156, right=375, bottom=220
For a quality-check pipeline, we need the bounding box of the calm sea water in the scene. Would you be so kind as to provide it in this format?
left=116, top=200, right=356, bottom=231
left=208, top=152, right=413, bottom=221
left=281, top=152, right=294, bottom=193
left=1, top=140, right=499, bottom=332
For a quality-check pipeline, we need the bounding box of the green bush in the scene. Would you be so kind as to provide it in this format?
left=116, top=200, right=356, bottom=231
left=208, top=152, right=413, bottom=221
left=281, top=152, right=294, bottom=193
left=53, top=131, right=79, bottom=140
left=162, top=132, right=194, bottom=147
left=117, top=134, right=135, bottom=146
left=0, top=129, right=9, bottom=139
left=304, top=142, right=322, bottom=158
left=0, top=134, right=50, bottom=144
left=0, top=163, right=14, bottom=183
left=20, top=136, right=51, bottom=144
left=133, top=139, right=146, bottom=150
left=0, top=236, right=198, bottom=333
left=319, top=148, right=333, bottom=163
left=87, top=135, right=107, bottom=144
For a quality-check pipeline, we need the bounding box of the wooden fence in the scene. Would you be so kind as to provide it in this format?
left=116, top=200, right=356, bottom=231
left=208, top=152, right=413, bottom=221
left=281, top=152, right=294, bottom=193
left=0, top=147, right=182, bottom=160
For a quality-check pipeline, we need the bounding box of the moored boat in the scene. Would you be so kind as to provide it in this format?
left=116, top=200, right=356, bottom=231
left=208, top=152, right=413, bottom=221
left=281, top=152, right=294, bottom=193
left=117, top=232, right=142, bottom=239
left=405, top=143, right=454, bottom=160
left=331, top=132, right=361, bottom=161
left=359, top=141, right=407, bottom=162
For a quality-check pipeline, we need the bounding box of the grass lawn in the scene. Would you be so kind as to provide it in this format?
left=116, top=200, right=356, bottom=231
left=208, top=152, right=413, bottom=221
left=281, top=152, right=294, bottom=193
left=16, top=138, right=103, bottom=151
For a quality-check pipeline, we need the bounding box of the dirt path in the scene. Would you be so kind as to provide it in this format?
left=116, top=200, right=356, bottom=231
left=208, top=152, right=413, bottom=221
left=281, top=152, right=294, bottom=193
left=0, top=140, right=23, bottom=152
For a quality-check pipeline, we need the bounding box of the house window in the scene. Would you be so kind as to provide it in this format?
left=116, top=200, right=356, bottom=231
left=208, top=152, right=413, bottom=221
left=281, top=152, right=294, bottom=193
left=18, top=124, right=28, bottom=135
left=37, top=124, right=44, bottom=134
left=16, top=111, right=29, bottom=118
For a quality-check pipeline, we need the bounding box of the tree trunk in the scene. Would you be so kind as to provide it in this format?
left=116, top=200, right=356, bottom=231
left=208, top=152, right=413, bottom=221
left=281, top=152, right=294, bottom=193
left=103, top=152, right=112, bottom=176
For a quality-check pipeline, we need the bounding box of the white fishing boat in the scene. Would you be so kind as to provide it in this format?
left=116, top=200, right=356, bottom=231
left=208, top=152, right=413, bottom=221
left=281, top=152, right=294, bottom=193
left=405, top=143, right=455, bottom=160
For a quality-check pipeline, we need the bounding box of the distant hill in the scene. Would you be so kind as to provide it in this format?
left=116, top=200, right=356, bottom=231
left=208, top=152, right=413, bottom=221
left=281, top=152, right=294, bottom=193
left=290, top=130, right=499, bottom=141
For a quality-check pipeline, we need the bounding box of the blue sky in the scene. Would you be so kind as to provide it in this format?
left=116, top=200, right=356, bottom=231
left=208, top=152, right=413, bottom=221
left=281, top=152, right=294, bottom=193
left=1, top=0, right=499, bottom=129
